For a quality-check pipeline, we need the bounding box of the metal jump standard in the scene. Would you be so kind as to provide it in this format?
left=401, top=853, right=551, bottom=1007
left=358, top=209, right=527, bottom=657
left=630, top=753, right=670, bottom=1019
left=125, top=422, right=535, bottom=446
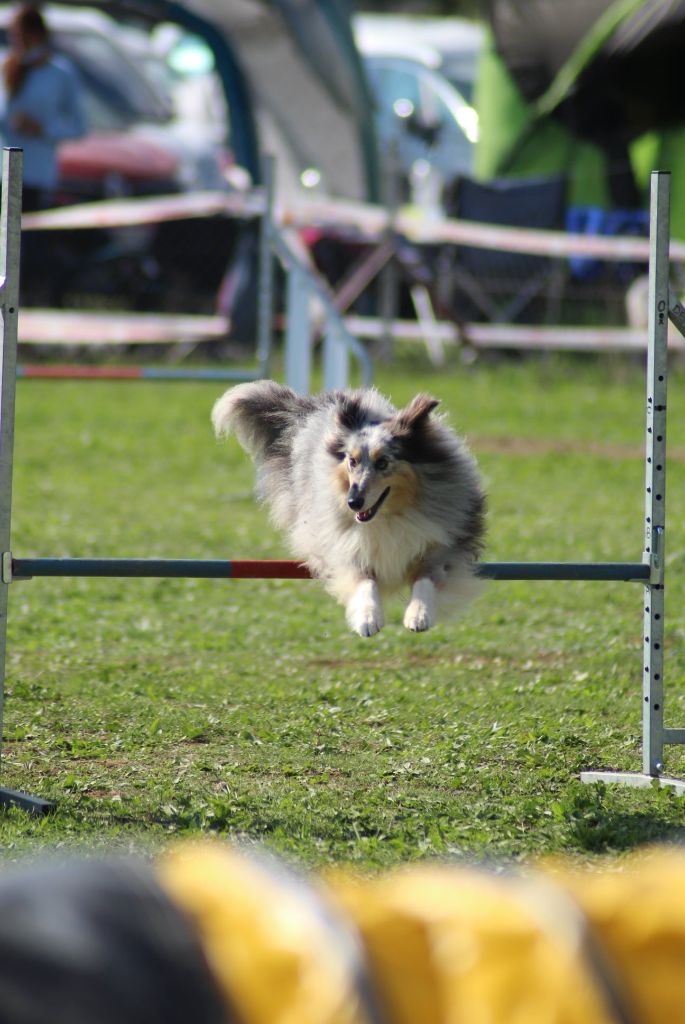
left=0, top=148, right=683, bottom=813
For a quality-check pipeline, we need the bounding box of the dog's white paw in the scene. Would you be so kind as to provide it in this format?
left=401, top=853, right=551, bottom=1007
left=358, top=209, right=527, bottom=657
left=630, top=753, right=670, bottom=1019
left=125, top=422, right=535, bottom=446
left=403, top=600, right=435, bottom=632
left=350, top=606, right=384, bottom=637
left=346, top=581, right=384, bottom=637
left=404, top=578, right=437, bottom=632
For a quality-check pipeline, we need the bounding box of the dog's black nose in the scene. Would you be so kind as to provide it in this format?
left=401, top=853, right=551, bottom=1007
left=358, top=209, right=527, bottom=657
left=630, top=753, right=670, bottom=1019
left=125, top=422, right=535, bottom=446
left=347, top=487, right=364, bottom=511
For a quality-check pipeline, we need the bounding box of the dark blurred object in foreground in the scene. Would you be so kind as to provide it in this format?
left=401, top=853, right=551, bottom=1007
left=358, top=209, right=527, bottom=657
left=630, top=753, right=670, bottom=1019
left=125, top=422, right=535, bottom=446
left=0, top=841, right=684, bottom=1023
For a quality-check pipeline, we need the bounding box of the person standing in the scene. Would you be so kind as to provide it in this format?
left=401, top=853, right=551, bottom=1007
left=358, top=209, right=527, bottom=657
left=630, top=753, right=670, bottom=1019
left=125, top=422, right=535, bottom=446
left=0, top=4, right=86, bottom=211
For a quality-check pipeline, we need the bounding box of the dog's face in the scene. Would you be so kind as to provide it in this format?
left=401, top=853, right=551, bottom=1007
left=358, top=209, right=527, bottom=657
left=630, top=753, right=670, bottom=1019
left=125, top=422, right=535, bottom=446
left=334, top=423, right=413, bottom=523
left=327, top=393, right=440, bottom=523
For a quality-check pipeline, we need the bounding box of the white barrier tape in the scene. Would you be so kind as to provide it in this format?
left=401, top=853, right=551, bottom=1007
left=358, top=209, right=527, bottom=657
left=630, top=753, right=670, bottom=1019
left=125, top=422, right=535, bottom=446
left=22, top=189, right=265, bottom=231
left=281, top=196, right=389, bottom=239
left=286, top=198, right=685, bottom=262
left=17, top=310, right=227, bottom=344
left=396, top=213, right=684, bottom=262
left=20, top=189, right=685, bottom=263
left=17, top=306, right=685, bottom=353
left=344, top=315, right=685, bottom=352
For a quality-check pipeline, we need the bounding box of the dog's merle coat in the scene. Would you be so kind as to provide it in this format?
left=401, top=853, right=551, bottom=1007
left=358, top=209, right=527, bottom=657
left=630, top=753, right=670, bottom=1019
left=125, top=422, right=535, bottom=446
left=212, top=381, right=485, bottom=635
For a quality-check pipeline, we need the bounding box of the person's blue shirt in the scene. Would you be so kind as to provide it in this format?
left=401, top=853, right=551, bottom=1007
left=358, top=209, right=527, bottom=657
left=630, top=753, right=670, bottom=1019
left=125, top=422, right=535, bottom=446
left=0, top=53, right=86, bottom=191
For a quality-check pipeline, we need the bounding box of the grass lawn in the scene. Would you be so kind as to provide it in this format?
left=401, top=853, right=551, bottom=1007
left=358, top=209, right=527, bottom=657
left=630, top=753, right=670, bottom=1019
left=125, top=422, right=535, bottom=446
left=1, top=352, right=684, bottom=868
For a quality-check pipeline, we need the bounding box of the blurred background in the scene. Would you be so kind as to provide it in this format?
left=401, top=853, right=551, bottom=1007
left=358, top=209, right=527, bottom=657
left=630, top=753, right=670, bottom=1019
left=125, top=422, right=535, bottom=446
left=5, top=0, right=685, bottom=368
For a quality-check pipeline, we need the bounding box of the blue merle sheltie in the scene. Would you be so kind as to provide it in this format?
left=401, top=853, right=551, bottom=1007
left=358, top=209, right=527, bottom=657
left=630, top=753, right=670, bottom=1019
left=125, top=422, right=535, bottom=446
left=212, top=381, right=485, bottom=636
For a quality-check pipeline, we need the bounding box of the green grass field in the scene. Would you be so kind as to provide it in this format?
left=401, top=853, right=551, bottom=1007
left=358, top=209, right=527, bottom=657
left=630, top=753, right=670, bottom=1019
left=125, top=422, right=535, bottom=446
left=1, top=353, right=684, bottom=867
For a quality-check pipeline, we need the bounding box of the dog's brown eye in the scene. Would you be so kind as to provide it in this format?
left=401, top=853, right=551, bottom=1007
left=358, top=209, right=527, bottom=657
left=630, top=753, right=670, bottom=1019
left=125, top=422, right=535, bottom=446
left=376, top=457, right=389, bottom=471
left=349, top=456, right=357, bottom=468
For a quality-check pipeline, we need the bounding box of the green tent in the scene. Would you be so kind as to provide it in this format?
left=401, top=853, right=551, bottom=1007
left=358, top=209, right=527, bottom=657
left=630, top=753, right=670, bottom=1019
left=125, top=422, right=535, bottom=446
left=476, top=0, right=685, bottom=238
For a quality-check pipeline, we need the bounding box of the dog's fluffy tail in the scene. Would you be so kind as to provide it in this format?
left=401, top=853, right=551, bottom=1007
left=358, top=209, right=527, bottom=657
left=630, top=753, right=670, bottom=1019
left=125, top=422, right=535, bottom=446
left=211, top=380, right=317, bottom=462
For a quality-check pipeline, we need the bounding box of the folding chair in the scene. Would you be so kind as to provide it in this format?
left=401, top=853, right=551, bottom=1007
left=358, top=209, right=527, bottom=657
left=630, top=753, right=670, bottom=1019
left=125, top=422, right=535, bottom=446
left=439, top=175, right=567, bottom=324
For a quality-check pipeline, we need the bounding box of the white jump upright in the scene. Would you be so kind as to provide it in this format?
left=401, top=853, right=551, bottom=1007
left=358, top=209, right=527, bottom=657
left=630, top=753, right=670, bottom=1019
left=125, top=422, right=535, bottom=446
left=581, top=170, right=685, bottom=794
left=0, top=149, right=52, bottom=813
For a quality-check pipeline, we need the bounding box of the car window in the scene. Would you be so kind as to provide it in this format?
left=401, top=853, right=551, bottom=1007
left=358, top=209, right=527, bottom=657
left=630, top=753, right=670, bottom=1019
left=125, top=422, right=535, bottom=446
left=365, top=56, right=475, bottom=177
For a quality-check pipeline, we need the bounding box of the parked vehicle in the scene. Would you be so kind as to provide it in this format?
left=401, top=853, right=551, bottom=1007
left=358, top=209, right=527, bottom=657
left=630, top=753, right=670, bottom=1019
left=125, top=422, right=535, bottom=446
left=0, top=4, right=241, bottom=312
left=378, top=15, right=485, bottom=103
left=354, top=15, right=482, bottom=210
left=0, top=1, right=379, bottom=339
left=0, top=4, right=233, bottom=199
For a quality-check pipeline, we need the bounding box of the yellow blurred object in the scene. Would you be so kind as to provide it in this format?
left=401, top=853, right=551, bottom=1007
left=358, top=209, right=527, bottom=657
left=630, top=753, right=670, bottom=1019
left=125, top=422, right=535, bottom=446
left=329, top=866, right=618, bottom=1024
left=563, top=849, right=685, bottom=1024
left=161, top=843, right=685, bottom=1024
left=160, top=842, right=372, bottom=1024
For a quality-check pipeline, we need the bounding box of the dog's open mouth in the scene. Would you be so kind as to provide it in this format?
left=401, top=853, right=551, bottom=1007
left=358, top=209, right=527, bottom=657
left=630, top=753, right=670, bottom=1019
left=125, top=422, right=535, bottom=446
left=356, top=487, right=390, bottom=523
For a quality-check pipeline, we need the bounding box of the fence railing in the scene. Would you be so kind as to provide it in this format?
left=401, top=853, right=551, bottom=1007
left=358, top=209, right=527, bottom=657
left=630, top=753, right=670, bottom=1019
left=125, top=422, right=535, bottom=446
left=18, top=160, right=685, bottom=376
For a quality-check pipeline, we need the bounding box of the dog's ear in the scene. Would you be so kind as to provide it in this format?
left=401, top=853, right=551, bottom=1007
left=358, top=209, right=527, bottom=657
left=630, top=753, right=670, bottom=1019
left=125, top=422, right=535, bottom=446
left=336, top=395, right=365, bottom=431
left=392, top=394, right=440, bottom=436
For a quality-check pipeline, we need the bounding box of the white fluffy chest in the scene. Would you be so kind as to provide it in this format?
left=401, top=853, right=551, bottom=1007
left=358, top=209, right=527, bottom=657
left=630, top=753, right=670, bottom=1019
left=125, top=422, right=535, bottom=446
left=300, top=508, right=449, bottom=590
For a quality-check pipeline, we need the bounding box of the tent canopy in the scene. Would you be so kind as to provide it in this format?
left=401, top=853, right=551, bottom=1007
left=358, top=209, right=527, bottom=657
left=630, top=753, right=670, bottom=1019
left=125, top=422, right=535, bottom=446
left=28, top=0, right=380, bottom=201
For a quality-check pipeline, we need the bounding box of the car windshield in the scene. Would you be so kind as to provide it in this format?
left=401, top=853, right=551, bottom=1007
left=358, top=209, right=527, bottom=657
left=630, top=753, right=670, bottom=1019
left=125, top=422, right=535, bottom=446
left=364, top=56, right=476, bottom=177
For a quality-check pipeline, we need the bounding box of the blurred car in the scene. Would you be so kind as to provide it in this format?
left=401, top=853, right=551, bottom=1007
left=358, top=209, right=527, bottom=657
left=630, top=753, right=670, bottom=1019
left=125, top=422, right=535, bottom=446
left=389, top=15, right=484, bottom=103
left=354, top=13, right=484, bottom=101
left=115, top=21, right=239, bottom=192
left=354, top=14, right=482, bottom=209
left=0, top=4, right=233, bottom=200
left=57, top=134, right=179, bottom=200
left=0, top=4, right=244, bottom=314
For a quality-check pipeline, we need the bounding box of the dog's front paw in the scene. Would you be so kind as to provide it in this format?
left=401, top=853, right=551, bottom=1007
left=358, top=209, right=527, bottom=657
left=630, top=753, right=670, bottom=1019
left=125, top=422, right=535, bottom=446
left=348, top=602, right=384, bottom=637
left=404, top=579, right=437, bottom=632
left=346, top=581, right=384, bottom=637
left=403, top=599, right=435, bottom=632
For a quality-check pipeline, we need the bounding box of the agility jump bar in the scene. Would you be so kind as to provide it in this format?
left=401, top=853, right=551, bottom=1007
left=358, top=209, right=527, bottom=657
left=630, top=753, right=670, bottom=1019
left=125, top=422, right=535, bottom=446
left=9, top=558, right=650, bottom=583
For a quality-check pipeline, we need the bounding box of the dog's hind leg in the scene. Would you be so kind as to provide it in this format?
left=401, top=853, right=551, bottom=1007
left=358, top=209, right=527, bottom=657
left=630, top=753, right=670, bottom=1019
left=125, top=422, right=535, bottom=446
left=403, top=578, right=437, bottom=633
left=346, top=579, right=384, bottom=637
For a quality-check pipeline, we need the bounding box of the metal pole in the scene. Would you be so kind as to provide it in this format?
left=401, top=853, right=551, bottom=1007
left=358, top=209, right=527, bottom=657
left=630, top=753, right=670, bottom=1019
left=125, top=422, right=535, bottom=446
left=18, top=366, right=262, bottom=382
left=0, top=149, right=52, bottom=814
left=284, top=266, right=312, bottom=394
left=378, top=140, right=400, bottom=360
left=323, top=322, right=350, bottom=391
left=255, top=154, right=275, bottom=377
left=581, top=170, right=683, bottom=794
left=0, top=149, right=22, bottom=783
left=642, top=170, right=669, bottom=777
